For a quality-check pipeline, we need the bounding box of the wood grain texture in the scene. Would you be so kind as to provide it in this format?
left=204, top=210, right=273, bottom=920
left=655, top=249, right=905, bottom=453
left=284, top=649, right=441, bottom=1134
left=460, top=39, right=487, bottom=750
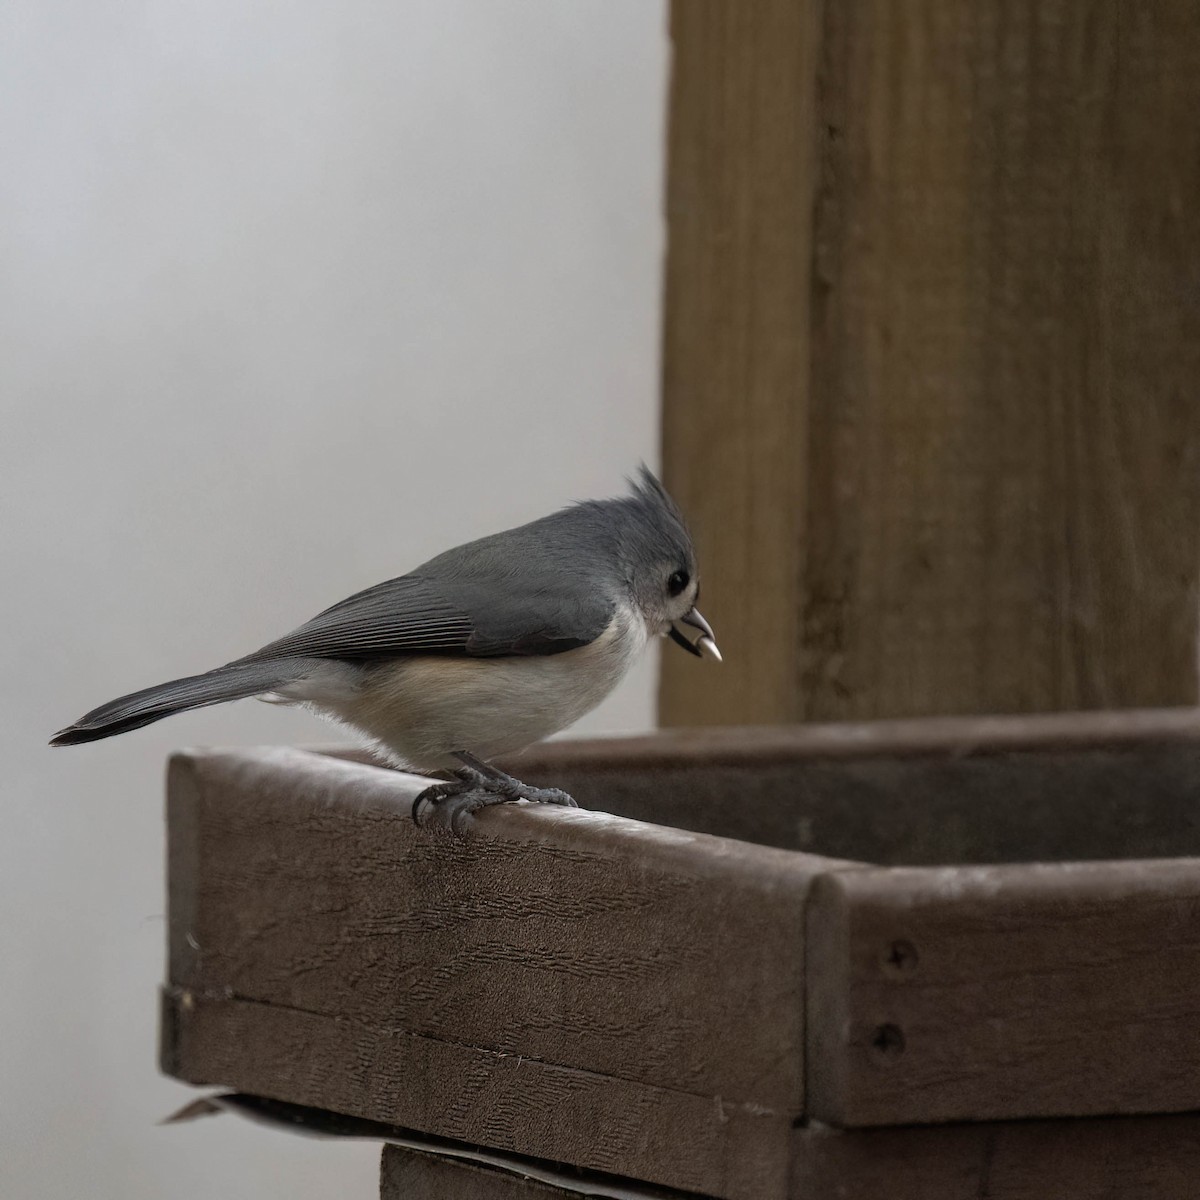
left=659, top=0, right=820, bottom=726
left=660, top=0, right=1200, bottom=725
left=504, top=710, right=1200, bottom=864
left=381, top=1147, right=569, bottom=1199
left=163, top=991, right=775, bottom=1198
left=380, top=1147, right=594, bottom=1199
left=164, top=729, right=1200, bottom=1192
left=172, top=1093, right=700, bottom=1199
left=163, top=746, right=819, bottom=1199
left=790, top=1113, right=1200, bottom=1200
left=806, top=857, right=1200, bottom=1126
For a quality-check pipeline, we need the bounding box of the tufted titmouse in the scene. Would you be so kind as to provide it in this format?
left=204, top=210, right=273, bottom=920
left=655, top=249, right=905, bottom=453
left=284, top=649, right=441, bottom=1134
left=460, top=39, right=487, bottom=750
left=51, top=467, right=720, bottom=828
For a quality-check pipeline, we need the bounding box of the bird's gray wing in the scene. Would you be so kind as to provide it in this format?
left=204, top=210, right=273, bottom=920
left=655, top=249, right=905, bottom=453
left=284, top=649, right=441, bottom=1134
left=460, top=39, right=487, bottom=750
left=239, top=569, right=615, bottom=665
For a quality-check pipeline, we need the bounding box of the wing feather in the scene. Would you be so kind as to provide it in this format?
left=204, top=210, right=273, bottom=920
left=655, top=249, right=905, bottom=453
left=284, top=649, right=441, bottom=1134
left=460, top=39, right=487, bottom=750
left=238, top=565, right=614, bottom=665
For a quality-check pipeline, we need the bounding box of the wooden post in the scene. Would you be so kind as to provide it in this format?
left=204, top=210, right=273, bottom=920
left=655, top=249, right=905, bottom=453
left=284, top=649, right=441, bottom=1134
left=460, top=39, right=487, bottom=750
left=661, top=1, right=1200, bottom=726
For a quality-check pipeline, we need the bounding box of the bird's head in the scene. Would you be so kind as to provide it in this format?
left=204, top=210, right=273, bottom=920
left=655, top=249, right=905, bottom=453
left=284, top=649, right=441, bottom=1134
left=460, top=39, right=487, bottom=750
left=614, top=466, right=721, bottom=661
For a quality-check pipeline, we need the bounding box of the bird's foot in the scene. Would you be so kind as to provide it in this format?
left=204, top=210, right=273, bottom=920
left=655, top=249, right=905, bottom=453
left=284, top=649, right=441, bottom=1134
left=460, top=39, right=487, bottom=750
left=412, top=761, right=577, bottom=834
left=410, top=774, right=507, bottom=835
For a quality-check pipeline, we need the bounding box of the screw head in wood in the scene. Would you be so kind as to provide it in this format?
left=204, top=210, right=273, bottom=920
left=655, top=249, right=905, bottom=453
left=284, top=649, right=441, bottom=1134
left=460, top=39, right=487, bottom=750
left=883, top=939, right=919, bottom=973
left=870, top=1023, right=906, bottom=1057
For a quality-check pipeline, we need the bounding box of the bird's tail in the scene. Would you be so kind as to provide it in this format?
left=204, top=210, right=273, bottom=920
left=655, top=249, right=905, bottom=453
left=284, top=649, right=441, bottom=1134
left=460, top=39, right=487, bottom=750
left=49, top=657, right=316, bottom=746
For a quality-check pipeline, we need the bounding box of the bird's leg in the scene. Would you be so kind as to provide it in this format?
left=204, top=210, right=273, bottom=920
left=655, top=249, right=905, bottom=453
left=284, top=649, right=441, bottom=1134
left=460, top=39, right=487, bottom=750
left=411, top=752, right=577, bottom=834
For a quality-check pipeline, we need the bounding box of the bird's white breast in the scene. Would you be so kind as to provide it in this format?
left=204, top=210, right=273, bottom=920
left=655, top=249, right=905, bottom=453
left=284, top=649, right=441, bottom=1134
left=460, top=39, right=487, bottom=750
left=296, top=604, right=649, bottom=772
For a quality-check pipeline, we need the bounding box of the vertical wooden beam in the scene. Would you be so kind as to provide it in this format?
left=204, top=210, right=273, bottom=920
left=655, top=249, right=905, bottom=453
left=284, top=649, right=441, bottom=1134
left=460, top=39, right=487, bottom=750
left=661, top=2, right=821, bottom=726
left=660, top=1, right=1200, bottom=726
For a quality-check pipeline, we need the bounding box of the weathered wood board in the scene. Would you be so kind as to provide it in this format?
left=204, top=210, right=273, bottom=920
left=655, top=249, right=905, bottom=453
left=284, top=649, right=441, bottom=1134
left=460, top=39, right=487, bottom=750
left=164, top=745, right=817, bottom=1200
left=661, top=0, right=1200, bottom=726
left=502, top=709, right=1200, bottom=864
left=660, top=0, right=819, bottom=728
left=177, top=1089, right=1200, bottom=1200
left=806, top=857, right=1200, bottom=1127
left=788, top=1112, right=1200, bottom=1200
left=379, top=1113, right=1200, bottom=1200
left=378, top=1144, right=688, bottom=1199
left=163, top=713, right=1200, bottom=1196
left=379, top=1148, right=594, bottom=1198
left=384, top=1112, right=1200, bottom=1200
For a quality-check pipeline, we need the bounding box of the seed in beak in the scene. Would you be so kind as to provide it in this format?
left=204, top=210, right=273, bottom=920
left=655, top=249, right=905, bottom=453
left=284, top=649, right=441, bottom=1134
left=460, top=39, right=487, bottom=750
left=669, top=608, right=722, bottom=662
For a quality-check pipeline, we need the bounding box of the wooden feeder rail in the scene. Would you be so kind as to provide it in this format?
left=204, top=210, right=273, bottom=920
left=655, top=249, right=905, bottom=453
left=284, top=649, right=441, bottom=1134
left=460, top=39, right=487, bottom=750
left=162, top=711, right=1200, bottom=1198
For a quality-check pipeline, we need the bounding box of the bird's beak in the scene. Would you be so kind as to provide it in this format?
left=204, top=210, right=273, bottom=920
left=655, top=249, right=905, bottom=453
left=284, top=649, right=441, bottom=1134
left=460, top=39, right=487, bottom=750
left=669, top=607, right=722, bottom=662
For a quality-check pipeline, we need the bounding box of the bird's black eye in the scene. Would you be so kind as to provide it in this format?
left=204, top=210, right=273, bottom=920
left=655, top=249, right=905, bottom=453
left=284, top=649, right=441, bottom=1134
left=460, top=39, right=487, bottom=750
left=667, top=569, right=690, bottom=597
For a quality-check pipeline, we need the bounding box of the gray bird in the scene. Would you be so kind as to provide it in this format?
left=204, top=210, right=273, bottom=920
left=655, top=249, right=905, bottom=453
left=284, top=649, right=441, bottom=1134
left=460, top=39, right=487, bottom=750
left=51, top=467, right=720, bottom=829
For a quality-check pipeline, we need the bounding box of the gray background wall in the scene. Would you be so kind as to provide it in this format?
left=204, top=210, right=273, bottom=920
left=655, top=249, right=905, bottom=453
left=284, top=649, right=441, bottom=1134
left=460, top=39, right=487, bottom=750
left=1, top=3, right=667, bottom=1195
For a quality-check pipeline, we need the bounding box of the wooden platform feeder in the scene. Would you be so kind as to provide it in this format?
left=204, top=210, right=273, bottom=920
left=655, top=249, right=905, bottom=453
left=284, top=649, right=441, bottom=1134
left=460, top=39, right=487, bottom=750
left=160, top=4, right=1200, bottom=1191
left=162, top=710, right=1200, bottom=1199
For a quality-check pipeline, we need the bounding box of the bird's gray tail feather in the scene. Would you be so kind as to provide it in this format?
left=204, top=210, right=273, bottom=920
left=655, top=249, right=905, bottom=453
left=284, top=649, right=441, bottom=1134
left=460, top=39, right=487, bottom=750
left=50, top=658, right=316, bottom=746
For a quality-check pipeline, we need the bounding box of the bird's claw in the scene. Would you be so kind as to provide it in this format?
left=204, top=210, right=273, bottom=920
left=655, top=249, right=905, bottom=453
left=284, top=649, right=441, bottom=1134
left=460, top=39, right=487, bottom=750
left=412, top=770, right=577, bottom=834
left=510, top=784, right=577, bottom=808
left=412, top=785, right=505, bottom=836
